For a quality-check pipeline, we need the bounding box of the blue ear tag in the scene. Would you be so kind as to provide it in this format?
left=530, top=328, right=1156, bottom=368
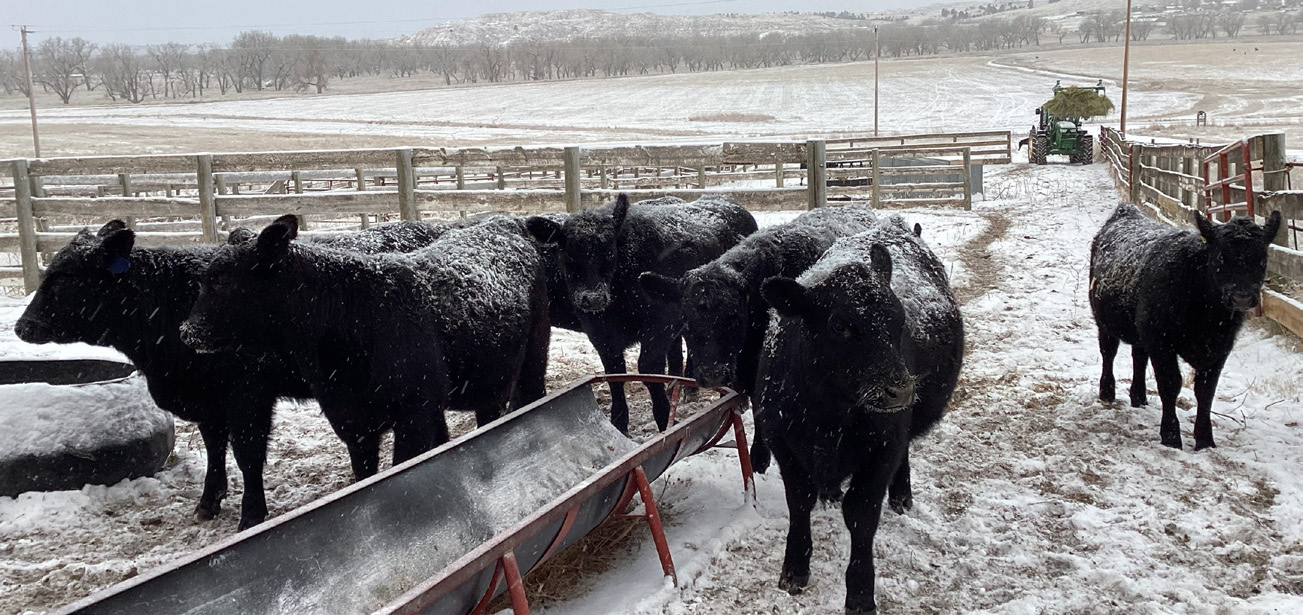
left=108, top=255, right=132, bottom=275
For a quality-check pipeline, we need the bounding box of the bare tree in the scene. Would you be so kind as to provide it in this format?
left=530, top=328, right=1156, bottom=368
left=148, top=42, right=187, bottom=98
left=231, top=30, right=276, bottom=91
left=97, top=44, right=151, bottom=103
left=35, top=37, right=96, bottom=104
left=1218, top=12, right=1246, bottom=37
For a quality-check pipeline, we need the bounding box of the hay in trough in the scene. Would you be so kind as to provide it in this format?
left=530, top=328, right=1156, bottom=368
left=1042, top=87, right=1114, bottom=120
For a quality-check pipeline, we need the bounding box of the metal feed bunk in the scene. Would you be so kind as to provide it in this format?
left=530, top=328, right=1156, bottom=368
left=53, top=374, right=755, bottom=615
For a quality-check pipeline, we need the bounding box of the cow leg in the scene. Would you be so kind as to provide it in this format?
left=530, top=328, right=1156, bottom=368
left=841, top=446, right=901, bottom=615
left=1130, top=345, right=1149, bottom=407
left=1193, top=358, right=1226, bottom=450
left=1150, top=351, right=1184, bottom=449
left=888, top=448, right=913, bottom=514
left=771, top=439, right=817, bottom=594
left=342, top=429, right=383, bottom=481
left=638, top=336, right=674, bottom=431
left=227, top=396, right=274, bottom=530
left=511, top=312, right=552, bottom=410
left=393, top=408, right=450, bottom=466
left=195, top=419, right=230, bottom=521
left=1098, top=330, right=1120, bottom=402
left=666, top=336, right=683, bottom=377
left=591, top=335, right=630, bottom=434
left=749, top=410, right=772, bottom=475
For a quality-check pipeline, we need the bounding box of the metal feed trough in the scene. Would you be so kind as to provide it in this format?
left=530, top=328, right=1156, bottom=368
left=54, top=374, right=754, bottom=615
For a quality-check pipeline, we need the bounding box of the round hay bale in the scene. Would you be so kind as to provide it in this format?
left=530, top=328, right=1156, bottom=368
left=0, top=359, right=174, bottom=497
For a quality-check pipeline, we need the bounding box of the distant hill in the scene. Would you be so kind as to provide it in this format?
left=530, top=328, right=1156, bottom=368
left=400, top=9, right=873, bottom=46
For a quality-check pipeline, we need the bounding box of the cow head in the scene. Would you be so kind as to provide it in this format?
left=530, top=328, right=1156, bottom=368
left=15, top=221, right=138, bottom=346
left=641, top=265, right=750, bottom=389
left=527, top=194, right=629, bottom=313
left=181, top=215, right=299, bottom=353
left=1194, top=210, right=1281, bottom=311
left=762, top=244, right=916, bottom=413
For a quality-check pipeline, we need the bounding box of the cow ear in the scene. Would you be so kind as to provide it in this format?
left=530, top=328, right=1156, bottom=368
left=256, top=215, right=299, bottom=262
left=101, top=227, right=135, bottom=274
left=870, top=244, right=893, bottom=284
left=612, top=194, right=630, bottom=228
left=913, top=223, right=923, bottom=238
left=1194, top=211, right=1217, bottom=243
left=228, top=227, right=257, bottom=245
left=1260, top=210, right=1282, bottom=243
left=525, top=216, right=564, bottom=245
left=97, top=220, right=129, bottom=238
left=639, top=272, right=683, bottom=304
left=762, top=277, right=813, bottom=319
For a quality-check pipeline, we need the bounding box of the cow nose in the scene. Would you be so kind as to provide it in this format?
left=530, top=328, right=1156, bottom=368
left=1229, top=291, right=1258, bottom=311
left=881, top=382, right=915, bottom=408
left=695, top=364, right=732, bottom=388
left=576, top=291, right=609, bottom=313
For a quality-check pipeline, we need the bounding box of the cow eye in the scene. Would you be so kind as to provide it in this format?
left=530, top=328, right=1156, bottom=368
left=832, top=321, right=851, bottom=338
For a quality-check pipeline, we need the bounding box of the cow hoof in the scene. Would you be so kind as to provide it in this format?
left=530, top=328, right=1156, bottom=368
left=194, top=503, right=221, bottom=521
left=237, top=516, right=265, bottom=531
left=1130, top=396, right=1147, bottom=408
left=1194, top=438, right=1216, bottom=451
left=778, top=570, right=809, bottom=594
left=1160, top=434, right=1183, bottom=449
left=751, top=450, right=771, bottom=475
left=1098, top=383, right=1115, bottom=403
left=889, top=494, right=913, bottom=515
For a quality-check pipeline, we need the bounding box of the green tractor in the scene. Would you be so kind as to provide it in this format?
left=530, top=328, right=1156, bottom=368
left=1028, top=80, right=1113, bottom=165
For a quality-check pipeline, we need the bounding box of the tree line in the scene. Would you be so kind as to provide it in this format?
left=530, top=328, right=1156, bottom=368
left=0, top=8, right=1297, bottom=105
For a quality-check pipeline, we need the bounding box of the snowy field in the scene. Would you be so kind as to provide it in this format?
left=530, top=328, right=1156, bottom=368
left=3, top=161, right=1303, bottom=614
left=3, top=44, right=1288, bottom=153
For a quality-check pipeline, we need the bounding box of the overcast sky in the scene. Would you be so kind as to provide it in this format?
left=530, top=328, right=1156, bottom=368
left=1, top=0, right=941, bottom=49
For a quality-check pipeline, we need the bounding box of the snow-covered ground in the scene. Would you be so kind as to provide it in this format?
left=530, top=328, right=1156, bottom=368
left=0, top=56, right=1196, bottom=148
left=3, top=162, right=1303, bottom=614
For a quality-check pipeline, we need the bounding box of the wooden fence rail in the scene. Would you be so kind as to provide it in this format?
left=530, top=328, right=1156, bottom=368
left=2, top=131, right=1007, bottom=292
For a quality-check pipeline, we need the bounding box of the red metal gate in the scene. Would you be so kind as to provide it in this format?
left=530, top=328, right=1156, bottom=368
left=1201, top=139, right=1256, bottom=221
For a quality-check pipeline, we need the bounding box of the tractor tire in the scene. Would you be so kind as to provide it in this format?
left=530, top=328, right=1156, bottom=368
left=1030, top=133, right=1049, bottom=166
left=1072, top=135, right=1095, bottom=165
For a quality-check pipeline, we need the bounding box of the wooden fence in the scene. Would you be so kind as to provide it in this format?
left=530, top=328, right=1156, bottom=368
left=1099, top=127, right=1303, bottom=338
left=1, top=131, right=1011, bottom=293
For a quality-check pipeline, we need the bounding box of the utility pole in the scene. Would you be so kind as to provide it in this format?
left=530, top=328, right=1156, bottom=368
left=874, top=27, right=879, bottom=137
left=1120, top=0, right=1132, bottom=134
left=19, top=26, right=40, bottom=157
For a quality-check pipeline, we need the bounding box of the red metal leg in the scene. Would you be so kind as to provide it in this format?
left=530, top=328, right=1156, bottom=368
left=501, top=551, right=531, bottom=615
left=468, top=561, right=504, bottom=615
left=632, top=466, right=678, bottom=586
left=729, top=410, right=757, bottom=503
left=537, top=507, right=579, bottom=564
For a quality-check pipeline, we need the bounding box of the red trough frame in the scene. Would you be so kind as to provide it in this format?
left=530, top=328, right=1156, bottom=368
left=384, top=373, right=755, bottom=615
left=1202, top=139, right=1256, bottom=221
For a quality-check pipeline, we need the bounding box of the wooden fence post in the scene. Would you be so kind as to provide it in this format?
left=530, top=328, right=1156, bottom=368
left=455, top=166, right=468, bottom=219
left=290, top=170, right=308, bottom=231
left=355, top=167, right=369, bottom=229
left=961, top=147, right=973, bottom=211
left=564, top=146, right=582, bottom=213
left=600, top=166, right=609, bottom=189
left=396, top=148, right=417, bottom=221
left=197, top=154, right=218, bottom=242
left=1261, top=133, right=1288, bottom=246
left=1128, top=143, right=1141, bottom=204
left=118, top=173, right=137, bottom=230
left=697, top=166, right=707, bottom=189
left=496, top=166, right=507, bottom=190
left=871, top=149, right=882, bottom=209
left=12, top=160, right=40, bottom=294
left=806, top=139, right=826, bottom=210
left=774, top=162, right=784, bottom=188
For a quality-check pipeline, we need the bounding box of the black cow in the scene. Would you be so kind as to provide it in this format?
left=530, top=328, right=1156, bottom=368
left=1090, top=205, right=1281, bottom=450
left=13, top=220, right=455, bottom=530
left=526, top=194, right=756, bottom=433
left=639, top=205, right=879, bottom=472
left=182, top=215, right=550, bottom=481
left=756, top=216, right=964, bottom=614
